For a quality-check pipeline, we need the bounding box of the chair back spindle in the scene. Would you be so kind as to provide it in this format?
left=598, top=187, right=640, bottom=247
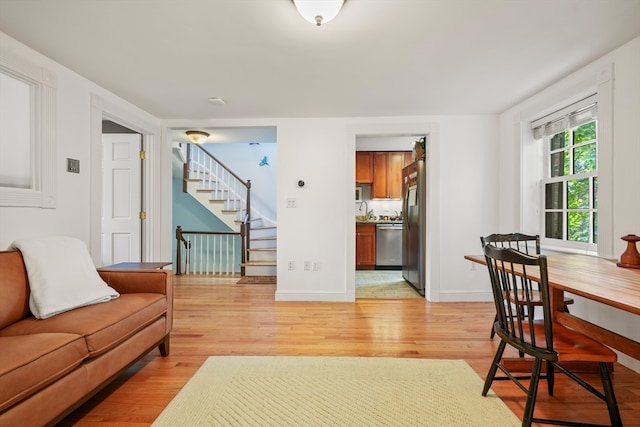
left=484, top=245, right=554, bottom=360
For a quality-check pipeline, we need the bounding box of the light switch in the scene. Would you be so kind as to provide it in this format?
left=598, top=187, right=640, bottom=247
left=67, top=158, right=80, bottom=173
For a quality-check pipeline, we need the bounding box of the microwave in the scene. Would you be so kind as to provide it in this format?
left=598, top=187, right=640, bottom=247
left=355, top=186, right=363, bottom=201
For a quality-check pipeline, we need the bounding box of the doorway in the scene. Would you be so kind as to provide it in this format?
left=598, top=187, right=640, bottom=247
left=354, top=134, right=422, bottom=299
left=101, top=121, right=143, bottom=265
left=169, top=126, right=278, bottom=274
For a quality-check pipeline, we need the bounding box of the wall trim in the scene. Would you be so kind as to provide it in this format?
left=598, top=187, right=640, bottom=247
left=89, top=94, right=162, bottom=265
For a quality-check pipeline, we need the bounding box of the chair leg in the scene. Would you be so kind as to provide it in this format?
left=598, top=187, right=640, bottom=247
left=490, top=314, right=497, bottom=339
left=483, top=340, right=506, bottom=396
left=546, top=361, right=554, bottom=396
left=599, top=362, right=623, bottom=427
left=522, top=358, right=543, bottom=427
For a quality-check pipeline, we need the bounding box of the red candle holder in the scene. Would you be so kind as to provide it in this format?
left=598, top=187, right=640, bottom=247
left=617, top=234, right=640, bottom=269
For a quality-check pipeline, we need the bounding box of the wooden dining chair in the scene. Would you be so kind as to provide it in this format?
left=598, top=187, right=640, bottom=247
left=481, top=244, right=622, bottom=427
left=480, top=233, right=574, bottom=338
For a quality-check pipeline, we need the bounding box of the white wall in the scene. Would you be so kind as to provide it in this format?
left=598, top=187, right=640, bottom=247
left=497, top=36, right=640, bottom=371
left=0, top=33, right=163, bottom=260
left=273, top=116, right=500, bottom=302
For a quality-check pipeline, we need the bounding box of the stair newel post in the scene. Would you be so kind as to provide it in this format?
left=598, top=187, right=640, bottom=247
left=175, top=226, right=183, bottom=275
left=245, top=180, right=252, bottom=263
left=240, top=221, right=246, bottom=276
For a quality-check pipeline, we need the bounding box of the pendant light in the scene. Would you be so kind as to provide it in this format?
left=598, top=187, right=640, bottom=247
left=292, top=0, right=345, bottom=26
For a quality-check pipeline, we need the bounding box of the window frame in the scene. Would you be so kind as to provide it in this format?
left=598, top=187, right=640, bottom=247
left=0, top=49, right=57, bottom=208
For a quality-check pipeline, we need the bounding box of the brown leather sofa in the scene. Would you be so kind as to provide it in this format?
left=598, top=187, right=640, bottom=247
left=0, top=250, right=173, bottom=426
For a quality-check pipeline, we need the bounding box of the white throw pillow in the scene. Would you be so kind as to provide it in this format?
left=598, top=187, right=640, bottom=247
left=10, top=236, right=120, bottom=319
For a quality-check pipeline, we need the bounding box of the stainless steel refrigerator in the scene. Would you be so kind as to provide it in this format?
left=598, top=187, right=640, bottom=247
left=402, top=159, right=426, bottom=296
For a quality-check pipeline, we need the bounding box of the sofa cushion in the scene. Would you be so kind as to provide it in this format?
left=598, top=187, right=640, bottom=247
left=0, top=293, right=166, bottom=358
left=0, top=251, right=31, bottom=329
left=0, top=333, right=87, bottom=412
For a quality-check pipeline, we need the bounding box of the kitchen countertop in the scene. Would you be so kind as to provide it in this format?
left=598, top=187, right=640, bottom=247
left=356, top=220, right=403, bottom=225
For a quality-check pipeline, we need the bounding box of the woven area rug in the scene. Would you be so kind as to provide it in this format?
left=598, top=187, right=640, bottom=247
left=152, top=356, right=520, bottom=427
left=356, top=281, right=422, bottom=299
left=236, top=276, right=276, bottom=284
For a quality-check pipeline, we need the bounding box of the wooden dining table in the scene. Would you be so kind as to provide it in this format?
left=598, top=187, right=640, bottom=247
left=464, top=252, right=640, bottom=360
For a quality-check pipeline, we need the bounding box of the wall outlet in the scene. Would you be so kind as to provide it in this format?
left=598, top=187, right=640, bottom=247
left=288, top=261, right=295, bottom=270
left=286, top=198, right=296, bottom=208
left=304, top=261, right=311, bottom=271
left=312, top=262, right=319, bottom=271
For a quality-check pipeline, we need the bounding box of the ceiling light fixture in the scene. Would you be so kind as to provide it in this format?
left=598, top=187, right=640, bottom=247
left=208, top=97, right=225, bottom=105
left=292, top=0, right=345, bottom=26
left=186, top=130, right=210, bottom=144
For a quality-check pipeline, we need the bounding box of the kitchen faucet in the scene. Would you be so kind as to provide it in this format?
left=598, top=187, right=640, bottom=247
left=359, top=201, right=374, bottom=220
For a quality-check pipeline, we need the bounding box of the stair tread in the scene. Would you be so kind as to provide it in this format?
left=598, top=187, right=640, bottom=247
left=251, top=236, right=276, bottom=241
left=242, top=260, right=277, bottom=266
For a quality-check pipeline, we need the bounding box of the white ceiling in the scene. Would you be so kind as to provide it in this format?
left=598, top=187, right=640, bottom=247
left=1, top=0, right=639, bottom=121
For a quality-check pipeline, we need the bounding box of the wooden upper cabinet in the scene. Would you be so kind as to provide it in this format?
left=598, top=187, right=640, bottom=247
left=372, top=152, right=388, bottom=198
left=355, top=152, right=373, bottom=184
left=404, top=152, right=413, bottom=167
left=372, top=151, right=410, bottom=199
left=387, top=152, right=404, bottom=198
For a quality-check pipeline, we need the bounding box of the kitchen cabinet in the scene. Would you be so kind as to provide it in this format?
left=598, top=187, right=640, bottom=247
left=356, top=223, right=376, bottom=270
left=404, top=151, right=413, bottom=166
left=372, top=151, right=408, bottom=199
left=355, top=152, right=373, bottom=184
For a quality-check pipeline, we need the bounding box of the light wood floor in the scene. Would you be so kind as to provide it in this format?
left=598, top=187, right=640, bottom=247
left=59, top=275, right=640, bottom=426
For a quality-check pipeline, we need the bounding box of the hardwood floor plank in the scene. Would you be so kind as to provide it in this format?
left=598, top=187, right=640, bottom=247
left=57, top=276, right=640, bottom=426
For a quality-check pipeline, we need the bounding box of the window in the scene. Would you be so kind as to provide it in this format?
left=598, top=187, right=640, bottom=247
left=533, top=96, right=598, bottom=250
left=0, top=49, right=57, bottom=208
left=0, top=71, right=33, bottom=189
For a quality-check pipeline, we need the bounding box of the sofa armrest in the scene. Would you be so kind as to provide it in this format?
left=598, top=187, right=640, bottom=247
left=98, top=269, right=172, bottom=295
left=98, top=269, right=174, bottom=334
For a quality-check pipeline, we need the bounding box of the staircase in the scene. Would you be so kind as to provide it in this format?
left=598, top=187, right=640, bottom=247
left=244, top=225, right=277, bottom=276
left=178, top=143, right=276, bottom=277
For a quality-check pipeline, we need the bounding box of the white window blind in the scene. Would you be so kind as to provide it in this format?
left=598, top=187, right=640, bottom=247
left=532, top=94, right=598, bottom=139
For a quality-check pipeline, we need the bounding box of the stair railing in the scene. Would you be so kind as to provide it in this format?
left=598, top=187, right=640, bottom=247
left=182, top=143, right=252, bottom=263
left=175, top=225, right=246, bottom=275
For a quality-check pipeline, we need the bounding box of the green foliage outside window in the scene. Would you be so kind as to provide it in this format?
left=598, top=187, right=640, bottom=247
left=544, top=120, right=597, bottom=244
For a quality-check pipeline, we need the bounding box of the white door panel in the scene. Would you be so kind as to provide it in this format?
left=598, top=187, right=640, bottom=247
left=102, top=133, right=142, bottom=266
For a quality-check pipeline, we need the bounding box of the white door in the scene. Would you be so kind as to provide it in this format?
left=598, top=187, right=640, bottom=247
left=102, top=133, right=142, bottom=266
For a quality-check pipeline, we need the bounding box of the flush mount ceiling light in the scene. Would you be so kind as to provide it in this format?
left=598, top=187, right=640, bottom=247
left=208, top=97, right=225, bottom=105
left=292, top=0, right=345, bottom=26
left=186, top=130, right=210, bottom=144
